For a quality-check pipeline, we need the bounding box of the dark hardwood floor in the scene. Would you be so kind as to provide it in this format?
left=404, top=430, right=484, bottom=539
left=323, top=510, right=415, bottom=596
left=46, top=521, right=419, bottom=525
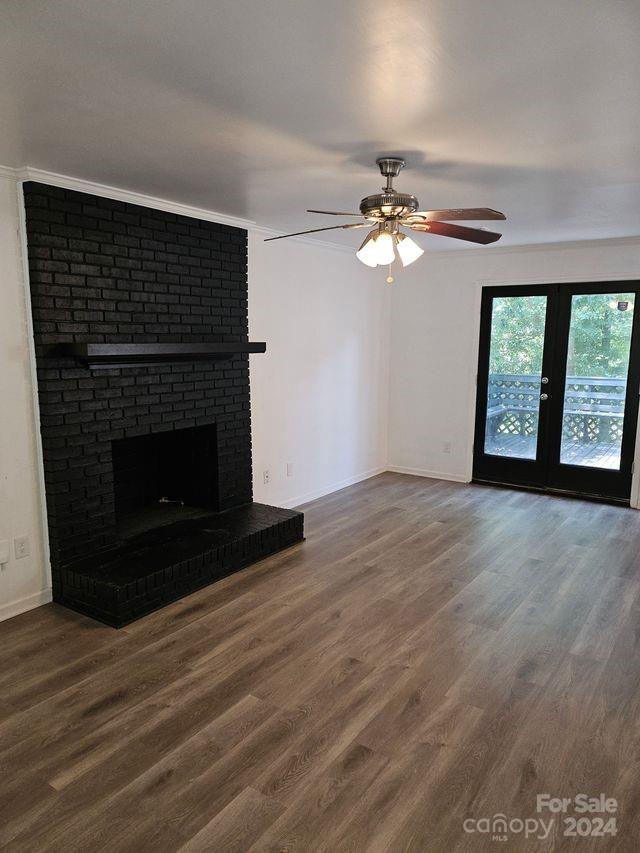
left=1, top=473, right=640, bottom=851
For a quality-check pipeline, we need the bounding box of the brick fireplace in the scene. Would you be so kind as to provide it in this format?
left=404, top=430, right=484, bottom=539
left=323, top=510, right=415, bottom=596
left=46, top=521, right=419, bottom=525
left=23, top=182, right=303, bottom=627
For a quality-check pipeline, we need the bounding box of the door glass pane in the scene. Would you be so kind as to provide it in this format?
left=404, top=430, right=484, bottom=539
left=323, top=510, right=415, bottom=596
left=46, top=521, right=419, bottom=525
left=560, top=293, right=634, bottom=469
left=484, top=295, right=547, bottom=459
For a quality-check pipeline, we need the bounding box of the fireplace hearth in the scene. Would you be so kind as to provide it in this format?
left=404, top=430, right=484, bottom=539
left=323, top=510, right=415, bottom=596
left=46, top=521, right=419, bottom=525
left=24, top=181, right=304, bottom=627
left=58, top=502, right=302, bottom=627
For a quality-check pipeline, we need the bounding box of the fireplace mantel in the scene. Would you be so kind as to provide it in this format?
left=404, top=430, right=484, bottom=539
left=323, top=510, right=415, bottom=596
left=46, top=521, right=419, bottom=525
left=57, top=342, right=267, bottom=368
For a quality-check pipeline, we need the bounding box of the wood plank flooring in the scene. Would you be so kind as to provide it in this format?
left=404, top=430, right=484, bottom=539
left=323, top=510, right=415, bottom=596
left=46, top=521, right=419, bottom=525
left=2, top=473, right=640, bottom=851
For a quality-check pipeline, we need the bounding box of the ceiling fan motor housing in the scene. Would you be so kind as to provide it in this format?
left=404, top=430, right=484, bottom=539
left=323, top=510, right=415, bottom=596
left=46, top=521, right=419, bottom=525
left=359, top=192, right=419, bottom=219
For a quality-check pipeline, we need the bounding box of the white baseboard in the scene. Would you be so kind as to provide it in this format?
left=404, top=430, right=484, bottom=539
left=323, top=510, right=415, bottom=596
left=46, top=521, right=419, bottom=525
left=278, top=464, right=471, bottom=508
left=387, top=465, right=470, bottom=484
left=0, top=587, right=53, bottom=623
left=279, top=466, right=388, bottom=509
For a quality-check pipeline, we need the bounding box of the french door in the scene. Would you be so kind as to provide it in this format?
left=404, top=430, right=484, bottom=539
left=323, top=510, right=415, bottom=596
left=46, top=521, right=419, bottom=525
left=473, top=282, right=640, bottom=502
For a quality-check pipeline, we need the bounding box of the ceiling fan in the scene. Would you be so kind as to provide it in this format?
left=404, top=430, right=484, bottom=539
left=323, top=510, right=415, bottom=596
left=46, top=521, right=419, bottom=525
left=265, top=157, right=506, bottom=281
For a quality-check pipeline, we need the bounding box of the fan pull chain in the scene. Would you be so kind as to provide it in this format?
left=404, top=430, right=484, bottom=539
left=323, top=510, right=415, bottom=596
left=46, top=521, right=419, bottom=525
left=386, top=264, right=394, bottom=285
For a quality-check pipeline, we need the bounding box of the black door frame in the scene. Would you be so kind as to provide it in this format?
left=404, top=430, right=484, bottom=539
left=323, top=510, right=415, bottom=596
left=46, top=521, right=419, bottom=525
left=473, top=281, right=640, bottom=503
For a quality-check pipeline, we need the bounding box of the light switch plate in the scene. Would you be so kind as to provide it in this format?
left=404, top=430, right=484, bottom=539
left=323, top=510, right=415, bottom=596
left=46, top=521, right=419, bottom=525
left=0, top=540, right=10, bottom=566
left=14, top=536, right=30, bottom=559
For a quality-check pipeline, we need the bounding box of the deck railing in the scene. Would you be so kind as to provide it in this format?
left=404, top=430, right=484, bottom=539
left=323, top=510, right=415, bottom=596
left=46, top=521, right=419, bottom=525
left=487, top=373, right=626, bottom=444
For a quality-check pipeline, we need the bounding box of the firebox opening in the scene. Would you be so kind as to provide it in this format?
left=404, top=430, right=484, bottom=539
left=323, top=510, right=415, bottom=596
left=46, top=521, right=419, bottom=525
left=112, top=424, right=219, bottom=539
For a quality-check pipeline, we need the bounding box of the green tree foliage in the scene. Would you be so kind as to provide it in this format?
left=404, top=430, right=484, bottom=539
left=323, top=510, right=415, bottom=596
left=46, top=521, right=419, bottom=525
left=489, top=293, right=634, bottom=378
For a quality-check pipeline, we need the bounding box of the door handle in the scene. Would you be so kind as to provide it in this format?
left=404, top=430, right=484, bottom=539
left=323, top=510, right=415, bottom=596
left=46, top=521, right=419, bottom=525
left=540, top=393, right=549, bottom=401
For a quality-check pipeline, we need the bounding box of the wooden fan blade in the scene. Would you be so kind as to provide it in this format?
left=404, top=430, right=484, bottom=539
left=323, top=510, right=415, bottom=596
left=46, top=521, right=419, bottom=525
left=409, top=208, right=506, bottom=221
left=264, top=223, right=368, bottom=242
left=410, top=221, right=502, bottom=244
left=307, top=209, right=363, bottom=216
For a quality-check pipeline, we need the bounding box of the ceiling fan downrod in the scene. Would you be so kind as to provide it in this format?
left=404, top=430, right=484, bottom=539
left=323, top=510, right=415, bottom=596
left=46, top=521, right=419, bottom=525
left=376, top=156, right=406, bottom=193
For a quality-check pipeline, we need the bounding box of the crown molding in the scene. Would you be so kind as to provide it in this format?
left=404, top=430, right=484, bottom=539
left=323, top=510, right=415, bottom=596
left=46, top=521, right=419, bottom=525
left=417, top=234, right=640, bottom=260
left=15, top=166, right=255, bottom=230
left=0, top=164, right=20, bottom=182
left=477, top=271, right=640, bottom=288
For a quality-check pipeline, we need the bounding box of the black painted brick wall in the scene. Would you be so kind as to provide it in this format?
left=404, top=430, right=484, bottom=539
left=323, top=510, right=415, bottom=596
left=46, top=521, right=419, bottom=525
left=23, top=182, right=252, bottom=573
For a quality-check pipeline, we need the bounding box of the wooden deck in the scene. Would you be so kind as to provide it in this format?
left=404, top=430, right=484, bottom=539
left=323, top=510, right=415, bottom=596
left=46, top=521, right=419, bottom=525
left=486, top=434, right=621, bottom=469
left=485, top=373, right=627, bottom=471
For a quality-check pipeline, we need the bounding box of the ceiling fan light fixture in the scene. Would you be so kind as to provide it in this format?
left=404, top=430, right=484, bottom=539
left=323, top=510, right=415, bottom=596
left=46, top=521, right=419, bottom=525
left=356, top=230, right=379, bottom=267
left=373, top=230, right=395, bottom=265
left=395, top=232, right=424, bottom=267
left=356, top=227, right=396, bottom=267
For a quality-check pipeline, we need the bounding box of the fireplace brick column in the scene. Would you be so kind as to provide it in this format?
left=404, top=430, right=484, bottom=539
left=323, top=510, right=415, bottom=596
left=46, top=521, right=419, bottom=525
left=24, top=182, right=252, bottom=571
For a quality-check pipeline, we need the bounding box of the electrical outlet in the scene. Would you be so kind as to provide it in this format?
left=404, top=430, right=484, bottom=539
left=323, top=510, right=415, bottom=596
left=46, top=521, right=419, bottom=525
left=263, top=469, right=271, bottom=485
left=286, top=462, right=294, bottom=478
left=0, top=540, right=9, bottom=569
left=442, top=441, right=452, bottom=454
left=14, top=536, right=30, bottom=559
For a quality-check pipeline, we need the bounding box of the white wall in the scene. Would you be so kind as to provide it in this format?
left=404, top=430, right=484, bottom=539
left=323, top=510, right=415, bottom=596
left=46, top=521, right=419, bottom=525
left=388, top=238, right=640, bottom=484
left=249, top=232, right=390, bottom=507
left=0, top=174, right=50, bottom=619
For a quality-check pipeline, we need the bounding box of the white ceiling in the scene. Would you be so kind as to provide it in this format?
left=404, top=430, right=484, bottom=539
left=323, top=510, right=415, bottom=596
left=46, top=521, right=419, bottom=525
left=2, top=0, right=640, bottom=249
